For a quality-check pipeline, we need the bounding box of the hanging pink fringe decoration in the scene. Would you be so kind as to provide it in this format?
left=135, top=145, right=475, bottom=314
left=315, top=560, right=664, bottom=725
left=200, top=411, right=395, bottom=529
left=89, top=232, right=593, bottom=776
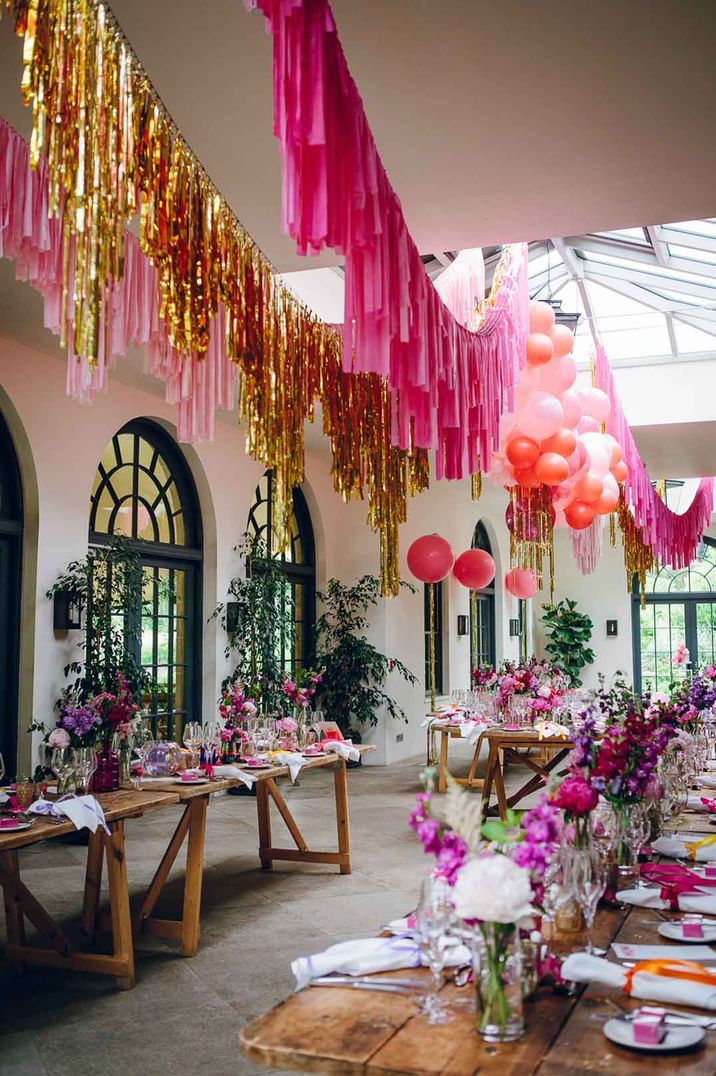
left=594, top=345, right=713, bottom=567
left=248, top=0, right=529, bottom=480
left=0, top=117, right=236, bottom=443
left=571, top=517, right=604, bottom=575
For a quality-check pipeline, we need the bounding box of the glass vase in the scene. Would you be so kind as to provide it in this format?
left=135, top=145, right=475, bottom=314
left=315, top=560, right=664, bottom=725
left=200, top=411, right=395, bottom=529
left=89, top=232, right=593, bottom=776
left=474, top=923, right=524, bottom=1042
left=91, top=740, right=120, bottom=793
left=294, top=707, right=308, bottom=751
left=613, top=803, right=634, bottom=875
left=118, top=742, right=132, bottom=787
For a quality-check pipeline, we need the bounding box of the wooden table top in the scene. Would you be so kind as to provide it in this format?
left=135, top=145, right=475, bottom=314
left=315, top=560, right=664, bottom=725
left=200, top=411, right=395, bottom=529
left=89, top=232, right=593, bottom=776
left=0, top=788, right=179, bottom=850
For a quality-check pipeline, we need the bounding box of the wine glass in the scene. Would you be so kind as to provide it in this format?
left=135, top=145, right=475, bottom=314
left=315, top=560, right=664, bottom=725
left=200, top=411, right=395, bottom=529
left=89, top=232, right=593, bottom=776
left=74, top=747, right=97, bottom=794
left=203, top=721, right=222, bottom=767
left=0, top=751, right=4, bottom=785
left=414, top=875, right=455, bottom=1024
left=570, top=850, right=607, bottom=955
left=590, top=801, right=619, bottom=862
left=183, top=721, right=202, bottom=768
left=51, top=747, right=77, bottom=795
left=624, top=804, right=650, bottom=887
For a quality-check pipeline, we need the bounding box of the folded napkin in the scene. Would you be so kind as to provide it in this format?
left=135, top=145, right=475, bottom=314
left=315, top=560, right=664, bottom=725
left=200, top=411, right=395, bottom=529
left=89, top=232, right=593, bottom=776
left=618, top=885, right=716, bottom=915
left=533, top=719, right=570, bottom=740
left=270, top=752, right=305, bottom=783
left=687, top=794, right=716, bottom=813
left=699, top=775, right=716, bottom=789
left=322, top=740, right=360, bottom=763
left=28, top=795, right=110, bottom=834
left=562, top=951, right=716, bottom=1010
left=211, top=764, right=257, bottom=788
left=291, top=935, right=471, bottom=990
left=0, top=790, right=8, bottom=806
left=653, top=834, right=716, bottom=862
left=457, top=720, right=489, bottom=746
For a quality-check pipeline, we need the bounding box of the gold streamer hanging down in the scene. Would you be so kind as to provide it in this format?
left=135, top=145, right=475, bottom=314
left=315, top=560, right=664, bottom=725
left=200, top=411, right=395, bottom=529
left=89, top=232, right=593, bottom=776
left=617, top=493, right=655, bottom=606
left=508, top=485, right=555, bottom=595
left=471, top=471, right=482, bottom=501
left=8, top=0, right=427, bottom=595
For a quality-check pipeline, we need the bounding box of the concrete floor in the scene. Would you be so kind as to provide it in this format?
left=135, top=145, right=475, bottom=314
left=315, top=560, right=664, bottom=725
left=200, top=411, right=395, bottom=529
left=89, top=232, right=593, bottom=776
left=1, top=749, right=475, bottom=1076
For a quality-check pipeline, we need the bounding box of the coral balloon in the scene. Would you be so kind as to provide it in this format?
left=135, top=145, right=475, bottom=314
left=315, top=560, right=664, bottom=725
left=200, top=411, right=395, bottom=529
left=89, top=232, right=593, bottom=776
left=515, top=467, right=541, bottom=489
left=407, top=534, right=454, bottom=583
left=578, top=387, right=611, bottom=424
left=565, top=501, right=596, bottom=530
left=505, top=567, right=538, bottom=599
left=574, top=472, right=604, bottom=504
left=612, top=459, right=628, bottom=483
left=506, top=435, right=540, bottom=470
left=529, top=300, right=556, bottom=336
left=452, top=549, right=496, bottom=590
left=577, top=415, right=600, bottom=435
left=592, top=473, right=619, bottom=515
left=539, top=353, right=577, bottom=395
left=561, top=390, right=583, bottom=429
left=551, top=323, right=574, bottom=359
left=517, top=392, right=563, bottom=441
left=535, top=452, right=569, bottom=486
left=525, top=332, right=554, bottom=368
left=541, top=428, right=577, bottom=458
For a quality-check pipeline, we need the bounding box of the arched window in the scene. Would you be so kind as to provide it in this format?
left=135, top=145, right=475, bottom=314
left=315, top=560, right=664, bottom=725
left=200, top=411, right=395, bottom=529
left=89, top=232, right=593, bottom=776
left=633, top=537, right=716, bottom=692
left=89, top=420, right=203, bottom=739
left=0, top=411, right=22, bottom=771
left=246, top=471, right=316, bottom=673
left=470, top=521, right=496, bottom=670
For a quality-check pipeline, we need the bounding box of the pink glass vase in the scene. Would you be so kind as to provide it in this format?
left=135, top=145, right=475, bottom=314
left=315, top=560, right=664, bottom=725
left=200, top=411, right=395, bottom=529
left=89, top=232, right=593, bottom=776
left=91, top=740, right=120, bottom=793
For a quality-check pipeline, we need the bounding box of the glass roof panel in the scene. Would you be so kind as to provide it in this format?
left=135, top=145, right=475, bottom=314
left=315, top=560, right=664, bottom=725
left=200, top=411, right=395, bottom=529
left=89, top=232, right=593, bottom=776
left=673, top=321, right=716, bottom=351
left=668, top=243, right=716, bottom=265
left=667, top=220, right=716, bottom=239
left=586, top=251, right=716, bottom=288
left=597, top=227, right=649, bottom=244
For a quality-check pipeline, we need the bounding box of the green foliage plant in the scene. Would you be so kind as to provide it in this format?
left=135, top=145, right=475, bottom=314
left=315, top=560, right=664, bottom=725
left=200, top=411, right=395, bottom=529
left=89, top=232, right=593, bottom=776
left=540, top=598, right=595, bottom=687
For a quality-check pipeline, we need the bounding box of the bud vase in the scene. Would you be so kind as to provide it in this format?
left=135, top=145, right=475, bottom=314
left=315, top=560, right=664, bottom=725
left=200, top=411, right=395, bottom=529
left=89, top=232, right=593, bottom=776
left=473, top=923, right=524, bottom=1042
left=118, top=742, right=132, bottom=787
left=91, top=740, right=120, bottom=793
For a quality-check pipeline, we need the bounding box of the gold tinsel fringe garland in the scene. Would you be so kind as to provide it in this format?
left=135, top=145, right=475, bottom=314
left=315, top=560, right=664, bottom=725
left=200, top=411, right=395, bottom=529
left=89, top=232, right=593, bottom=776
left=507, top=485, right=555, bottom=595
left=617, top=493, right=656, bottom=605
left=7, top=0, right=426, bottom=596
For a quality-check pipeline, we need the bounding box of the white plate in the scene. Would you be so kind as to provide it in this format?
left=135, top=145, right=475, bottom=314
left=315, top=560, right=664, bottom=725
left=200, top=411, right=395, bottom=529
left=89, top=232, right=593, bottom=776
left=173, top=777, right=209, bottom=786
left=603, top=1017, right=705, bottom=1052
left=0, top=820, right=34, bottom=831
left=658, top=922, right=716, bottom=944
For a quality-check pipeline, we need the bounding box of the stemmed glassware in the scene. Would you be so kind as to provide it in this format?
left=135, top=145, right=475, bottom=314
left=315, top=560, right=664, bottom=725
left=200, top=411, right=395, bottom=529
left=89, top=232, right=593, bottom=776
left=623, top=804, right=650, bottom=887
left=183, top=721, right=202, bottom=768
left=415, top=875, right=455, bottom=1024
left=203, top=721, right=222, bottom=768
left=51, top=747, right=77, bottom=795
left=73, top=747, right=97, bottom=794
left=0, top=751, right=5, bottom=784
left=569, top=849, right=608, bottom=955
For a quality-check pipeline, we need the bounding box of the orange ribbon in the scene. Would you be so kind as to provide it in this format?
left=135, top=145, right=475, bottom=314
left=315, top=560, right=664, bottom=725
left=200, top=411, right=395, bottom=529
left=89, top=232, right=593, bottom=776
left=624, top=959, right=716, bottom=995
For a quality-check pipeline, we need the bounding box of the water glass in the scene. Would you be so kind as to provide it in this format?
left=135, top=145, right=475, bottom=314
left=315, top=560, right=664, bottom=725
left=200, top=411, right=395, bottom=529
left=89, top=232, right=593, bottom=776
left=74, top=747, right=97, bottom=794
left=624, top=804, right=650, bottom=887
left=203, top=721, right=222, bottom=766
left=569, top=849, right=607, bottom=954
left=183, top=721, right=202, bottom=767
left=415, top=875, right=455, bottom=1025
left=51, top=747, right=77, bottom=795
left=15, top=776, right=35, bottom=810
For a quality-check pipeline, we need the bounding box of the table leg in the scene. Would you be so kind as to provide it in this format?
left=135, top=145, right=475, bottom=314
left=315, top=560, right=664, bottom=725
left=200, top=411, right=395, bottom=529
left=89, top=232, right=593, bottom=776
left=494, top=752, right=510, bottom=820
left=181, top=797, right=207, bottom=957
left=333, top=759, right=351, bottom=876
left=81, top=830, right=104, bottom=939
left=104, top=821, right=135, bottom=990
left=1, top=850, right=26, bottom=965
left=256, top=780, right=273, bottom=871
left=466, top=732, right=486, bottom=789
left=481, top=742, right=498, bottom=819
left=438, top=730, right=449, bottom=793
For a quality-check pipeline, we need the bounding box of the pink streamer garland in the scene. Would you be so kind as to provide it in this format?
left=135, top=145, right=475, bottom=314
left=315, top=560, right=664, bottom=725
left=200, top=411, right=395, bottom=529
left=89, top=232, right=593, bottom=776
left=571, top=517, right=604, bottom=576
left=248, top=0, right=529, bottom=480
left=594, top=344, right=713, bottom=567
left=0, top=117, right=237, bottom=443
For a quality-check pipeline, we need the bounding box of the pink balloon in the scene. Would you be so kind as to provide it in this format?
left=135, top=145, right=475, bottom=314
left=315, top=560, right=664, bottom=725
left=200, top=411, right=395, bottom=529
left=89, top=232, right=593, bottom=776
left=515, top=366, right=542, bottom=408
left=505, top=567, right=538, bottom=599
left=551, top=323, right=575, bottom=359
left=407, top=534, right=454, bottom=583
left=453, top=549, right=496, bottom=590
left=577, top=415, right=600, bottom=435
left=592, top=472, right=620, bottom=515
left=529, top=300, right=556, bottom=336
left=517, top=392, right=563, bottom=442
left=578, top=387, right=611, bottom=424
left=561, top=390, right=583, bottom=429
left=581, top=432, right=612, bottom=478
left=526, top=332, right=554, bottom=368
left=539, top=354, right=577, bottom=395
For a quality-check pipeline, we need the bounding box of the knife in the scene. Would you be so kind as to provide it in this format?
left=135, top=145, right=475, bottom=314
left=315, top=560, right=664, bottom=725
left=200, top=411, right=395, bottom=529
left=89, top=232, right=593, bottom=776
left=308, top=976, right=422, bottom=992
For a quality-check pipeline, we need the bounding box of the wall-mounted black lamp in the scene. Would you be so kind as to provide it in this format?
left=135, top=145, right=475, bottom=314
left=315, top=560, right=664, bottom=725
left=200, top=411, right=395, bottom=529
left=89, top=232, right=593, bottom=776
left=606, top=619, right=618, bottom=637
left=457, top=615, right=469, bottom=637
left=509, top=618, right=521, bottom=637
left=225, top=601, right=241, bottom=634
left=53, top=590, right=83, bottom=630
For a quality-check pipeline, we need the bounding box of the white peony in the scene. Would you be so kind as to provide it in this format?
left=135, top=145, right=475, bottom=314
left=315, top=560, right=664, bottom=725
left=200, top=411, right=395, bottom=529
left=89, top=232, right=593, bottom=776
left=452, top=855, right=533, bottom=924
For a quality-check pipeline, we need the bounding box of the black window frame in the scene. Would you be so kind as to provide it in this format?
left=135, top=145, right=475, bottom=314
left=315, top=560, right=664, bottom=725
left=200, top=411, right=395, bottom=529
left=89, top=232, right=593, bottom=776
left=469, top=521, right=496, bottom=671
left=424, top=581, right=444, bottom=697
left=0, top=410, right=22, bottom=773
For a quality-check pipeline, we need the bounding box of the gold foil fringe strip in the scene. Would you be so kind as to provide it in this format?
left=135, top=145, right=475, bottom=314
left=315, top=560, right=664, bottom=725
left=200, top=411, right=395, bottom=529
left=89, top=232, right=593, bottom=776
left=508, top=485, right=555, bottom=595
left=617, top=492, right=655, bottom=606
left=9, top=0, right=426, bottom=595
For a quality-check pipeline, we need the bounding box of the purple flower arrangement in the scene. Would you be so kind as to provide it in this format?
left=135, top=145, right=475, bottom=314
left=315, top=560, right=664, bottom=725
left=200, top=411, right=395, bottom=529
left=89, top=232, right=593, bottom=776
left=408, top=792, right=468, bottom=885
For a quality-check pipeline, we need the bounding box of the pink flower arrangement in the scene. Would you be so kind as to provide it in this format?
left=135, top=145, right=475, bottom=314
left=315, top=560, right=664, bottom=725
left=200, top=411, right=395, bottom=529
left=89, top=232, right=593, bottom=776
left=282, top=667, right=324, bottom=709
left=219, top=683, right=258, bottom=727
left=673, top=643, right=690, bottom=667
left=48, top=727, right=70, bottom=748
left=275, top=715, right=298, bottom=734
left=551, top=773, right=598, bottom=816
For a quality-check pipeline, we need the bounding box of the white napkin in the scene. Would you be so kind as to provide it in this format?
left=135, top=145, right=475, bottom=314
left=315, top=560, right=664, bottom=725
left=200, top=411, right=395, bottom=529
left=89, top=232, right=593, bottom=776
left=562, top=951, right=716, bottom=1009
left=699, top=775, right=716, bottom=789
left=458, top=720, right=487, bottom=746
left=617, top=886, right=716, bottom=914
left=322, top=740, right=361, bottom=763
left=0, top=790, right=8, bottom=806
left=291, top=935, right=471, bottom=990
left=688, top=793, right=716, bottom=812
left=270, top=752, right=305, bottom=783
left=708, top=761, right=716, bottom=771
left=653, top=835, right=716, bottom=862
left=211, top=764, right=257, bottom=788
left=28, top=795, right=110, bottom=834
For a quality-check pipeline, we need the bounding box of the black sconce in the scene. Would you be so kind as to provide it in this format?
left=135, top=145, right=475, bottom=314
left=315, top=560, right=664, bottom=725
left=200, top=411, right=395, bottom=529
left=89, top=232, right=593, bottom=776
left=225, top=601, right=240, bottom=634
left=606, top=619, right=618, bottom=637
left=509, top=618, right=521, bottom=637
left=53, top=590, right=83, bottom=630
left=457, top=615, right=469, bottom=637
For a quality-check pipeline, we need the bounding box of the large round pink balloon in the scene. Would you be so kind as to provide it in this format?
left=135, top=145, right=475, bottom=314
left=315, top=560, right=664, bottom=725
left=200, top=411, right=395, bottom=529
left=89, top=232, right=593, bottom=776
left=517, top=391, right=563, bottom=441
left=525, top=332, right=554, bottom=368
left=505, top=567, right=538, bottom=599
left=577, top=415, right=600, bottom=435
left=515, top=366, right=542, bottom=408
left=561, top=390, right=583, bottom=429
left=453, top=549, right=496, bottom=590
left=539, top=354, right=577, bottom=395
left=407, top=534, right=454, bottom=583
left=581, top=432, right=612, bottom=478
left=578, top=387, right=610, bottom=424
left=551, top=323, right=575, bottom=359
left=529, top=300, right=556, bottom=336
left=592, top=473, right=620, bottom=514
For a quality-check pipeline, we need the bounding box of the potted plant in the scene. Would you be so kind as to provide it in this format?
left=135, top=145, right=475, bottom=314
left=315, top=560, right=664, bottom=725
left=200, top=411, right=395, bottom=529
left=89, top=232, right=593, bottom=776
left=540, top=599, right=595, bottom=687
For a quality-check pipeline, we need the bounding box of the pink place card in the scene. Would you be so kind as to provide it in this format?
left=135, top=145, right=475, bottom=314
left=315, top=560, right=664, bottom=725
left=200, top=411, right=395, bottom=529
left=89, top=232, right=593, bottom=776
left=633, top=1014, right=665, bottom=1045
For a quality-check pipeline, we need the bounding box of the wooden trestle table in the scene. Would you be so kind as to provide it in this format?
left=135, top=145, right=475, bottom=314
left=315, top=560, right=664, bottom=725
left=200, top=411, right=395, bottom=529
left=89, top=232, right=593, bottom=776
left=480, top=729, right=574, bottom=819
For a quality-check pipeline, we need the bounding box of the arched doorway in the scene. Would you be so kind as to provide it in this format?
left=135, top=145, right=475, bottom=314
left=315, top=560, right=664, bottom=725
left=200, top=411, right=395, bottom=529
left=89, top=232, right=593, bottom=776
left=0, top=411, right=23, bottom=770
left=89, top=420, right=203, bottom=739
left=470, top=521, right=496, bottom=671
